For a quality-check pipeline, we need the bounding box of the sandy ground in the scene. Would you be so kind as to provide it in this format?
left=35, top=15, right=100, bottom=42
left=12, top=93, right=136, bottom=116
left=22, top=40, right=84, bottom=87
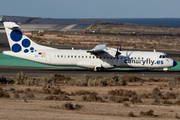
left=1, top=81, right=180, bottom=120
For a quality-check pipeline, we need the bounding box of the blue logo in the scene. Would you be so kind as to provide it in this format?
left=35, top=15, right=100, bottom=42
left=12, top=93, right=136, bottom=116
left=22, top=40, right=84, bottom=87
left=22, top=39, right=31, bottom=48
left=12, top=44, right=22, bottom=53
left=10, top=31, right=36, bottom=53
left=10, top=30, right=22, bottom=42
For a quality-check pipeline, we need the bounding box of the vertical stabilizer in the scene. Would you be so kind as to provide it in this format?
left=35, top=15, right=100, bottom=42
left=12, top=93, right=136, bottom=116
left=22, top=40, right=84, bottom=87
left=3, top=22, right=56, bottom=54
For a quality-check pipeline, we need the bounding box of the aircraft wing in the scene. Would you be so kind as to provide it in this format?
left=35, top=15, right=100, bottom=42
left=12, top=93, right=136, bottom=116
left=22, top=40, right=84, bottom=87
left=87, top=44, right=107, bottom=54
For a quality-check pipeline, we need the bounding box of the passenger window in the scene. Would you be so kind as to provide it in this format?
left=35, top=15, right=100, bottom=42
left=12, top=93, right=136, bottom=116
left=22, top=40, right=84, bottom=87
left=75, top=56, right=76, bottom=58
left=89, top=56, right=91, bottom=58
left=61, top=55, right=63, bottom=58
left=138, top=57, right=140, bottom=59
left=93, top=56, right=95, bottom=59
left=134, top=57, right=136, bottom=59
left=78, top=56, right=80, bottom=58
left=107, top=57, right=109, bottom=59
left=103, top=57, right=105, bottom=59
left=100, top=57, right=102, bottom=59
left=71, top=56, right=73, bottom=58
left=64, top=55, right=66, bottom=58
left=82, top=56, right=84, bottom=58
left=68, top=55, right=70, bottom=58
left=86, top=56, right=87, bottom=58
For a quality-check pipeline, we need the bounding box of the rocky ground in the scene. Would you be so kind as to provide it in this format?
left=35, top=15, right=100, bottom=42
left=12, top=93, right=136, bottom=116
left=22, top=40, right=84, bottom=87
left=0, top=73, right=180, bottom=120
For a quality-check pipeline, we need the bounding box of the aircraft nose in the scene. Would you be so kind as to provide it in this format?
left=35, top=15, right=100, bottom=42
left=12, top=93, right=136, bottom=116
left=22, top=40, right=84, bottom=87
left=173, top=60, right=177, bottom=67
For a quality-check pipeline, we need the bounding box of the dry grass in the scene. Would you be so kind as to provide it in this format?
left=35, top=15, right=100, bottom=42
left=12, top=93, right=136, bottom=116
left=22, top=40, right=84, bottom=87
left=140, top=110, right=154, bottom=117
left=68, top=74, right=127, bottom=87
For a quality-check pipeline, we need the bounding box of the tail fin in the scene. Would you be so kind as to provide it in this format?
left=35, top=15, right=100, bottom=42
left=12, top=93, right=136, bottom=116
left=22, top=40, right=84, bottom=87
left=3, top=22, right=56, bottom=53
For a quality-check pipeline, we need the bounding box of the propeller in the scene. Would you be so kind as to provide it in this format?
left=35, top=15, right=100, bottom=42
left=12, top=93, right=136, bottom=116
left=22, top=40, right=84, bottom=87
left=115, top=47, right=121, bottom=59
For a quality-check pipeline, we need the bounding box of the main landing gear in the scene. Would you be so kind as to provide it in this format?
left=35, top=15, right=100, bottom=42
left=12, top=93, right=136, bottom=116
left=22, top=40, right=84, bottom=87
left=93, top=67, right=102, bottom=72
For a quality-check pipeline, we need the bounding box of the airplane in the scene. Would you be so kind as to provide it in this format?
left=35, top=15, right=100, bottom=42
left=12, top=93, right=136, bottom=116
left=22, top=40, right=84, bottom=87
left=3, top=22, right=177, bottom=71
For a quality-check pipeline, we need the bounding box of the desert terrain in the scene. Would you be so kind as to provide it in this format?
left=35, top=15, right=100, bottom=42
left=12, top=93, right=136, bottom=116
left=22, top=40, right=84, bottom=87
left=0, top=72, right=180, bottom=120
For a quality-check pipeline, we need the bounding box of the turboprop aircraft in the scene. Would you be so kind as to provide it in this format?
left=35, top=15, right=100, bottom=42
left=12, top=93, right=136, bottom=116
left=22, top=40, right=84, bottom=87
left=3, top=22, right=177, bottom=71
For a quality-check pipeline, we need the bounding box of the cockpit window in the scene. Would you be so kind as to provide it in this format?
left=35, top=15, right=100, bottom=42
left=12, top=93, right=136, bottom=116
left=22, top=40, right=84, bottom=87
left=165, top=55, right=169, bottom=58
left=159, top=55, right=169, bottom=58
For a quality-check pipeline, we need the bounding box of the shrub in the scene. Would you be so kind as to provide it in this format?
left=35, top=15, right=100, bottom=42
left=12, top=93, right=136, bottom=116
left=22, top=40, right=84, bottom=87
left=174, top=100, right=180, bottom=105
left=68, top=74, right=89, bottom=86
left=166, top=92, right=176, bottom=99
left=168, top=79, right=180, bottom=88
left=0, top=88, right=10, bottom=98
left=14, top=93, right=20, bottom=99
left=139, top=93, right=149, bottom=99
left=0, top=76, right=13, bottom=84
left=123, top=76, right=145, bottom=82
left=108, top=89, right=137, bottom=97
left=159, top=94, right=166, bottom=100
left=45, top=95, right=70, bottom=101
left=152, top=97, right=161, bottom=105
left=62, top=103, right=83, bottom=110
left=43, top=88, right=51, bottom=94
left=9, top=88, right=15, bottom=92
left=109, top=96, right=122, bottom=103
left=162, top=100, right=173, bottom=105
left=15, top=71, right=28, bottom=84
left=25, top=88, right=31, bottom=93
left=62, top=102, right=74, bottom=110
left=130, top=96, right=142, bottom=104
left=152, top=87, right=160, bottom=98
left=51, top=88, right=62, bottom=95
left=68, top=74, right=127, bottom=87
left=82, top=92, right=103, bottom=102
left=124, top=103, right=130, bottom=107
left=128, top=112, right=135, bottom=117
left=140, top=110, right=154, bottom=116
left=74, top=90, right=91, bottom=96
left=176, top=113, right=180, bottom=119
left=75, top=104, right=83, bottom=109
left=24, top=92, right=35, bottom=98
left=25, top=78, right=39, bottom=86
left=41, top=75, right=56, bottom=86
left=148, top=78, right=159, bottom=82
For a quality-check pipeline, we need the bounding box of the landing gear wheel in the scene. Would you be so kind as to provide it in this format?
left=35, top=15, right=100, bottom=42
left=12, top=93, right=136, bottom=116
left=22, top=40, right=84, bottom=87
left=94, top=67, right=101, bottom=72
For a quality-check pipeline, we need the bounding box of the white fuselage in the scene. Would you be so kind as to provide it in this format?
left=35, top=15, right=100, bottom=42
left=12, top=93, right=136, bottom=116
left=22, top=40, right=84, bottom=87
left=3, top=47, right=175, bottom=70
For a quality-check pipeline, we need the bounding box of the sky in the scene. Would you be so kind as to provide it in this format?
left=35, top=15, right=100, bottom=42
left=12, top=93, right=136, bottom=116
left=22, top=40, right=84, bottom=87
left=1, top=0, right=180, bottom=18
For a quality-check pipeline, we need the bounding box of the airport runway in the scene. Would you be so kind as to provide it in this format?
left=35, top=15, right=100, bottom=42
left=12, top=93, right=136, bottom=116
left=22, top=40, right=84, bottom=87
left=0, top=66, right=180, bottom=78
left=0, top=33, right=180, bottom=78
